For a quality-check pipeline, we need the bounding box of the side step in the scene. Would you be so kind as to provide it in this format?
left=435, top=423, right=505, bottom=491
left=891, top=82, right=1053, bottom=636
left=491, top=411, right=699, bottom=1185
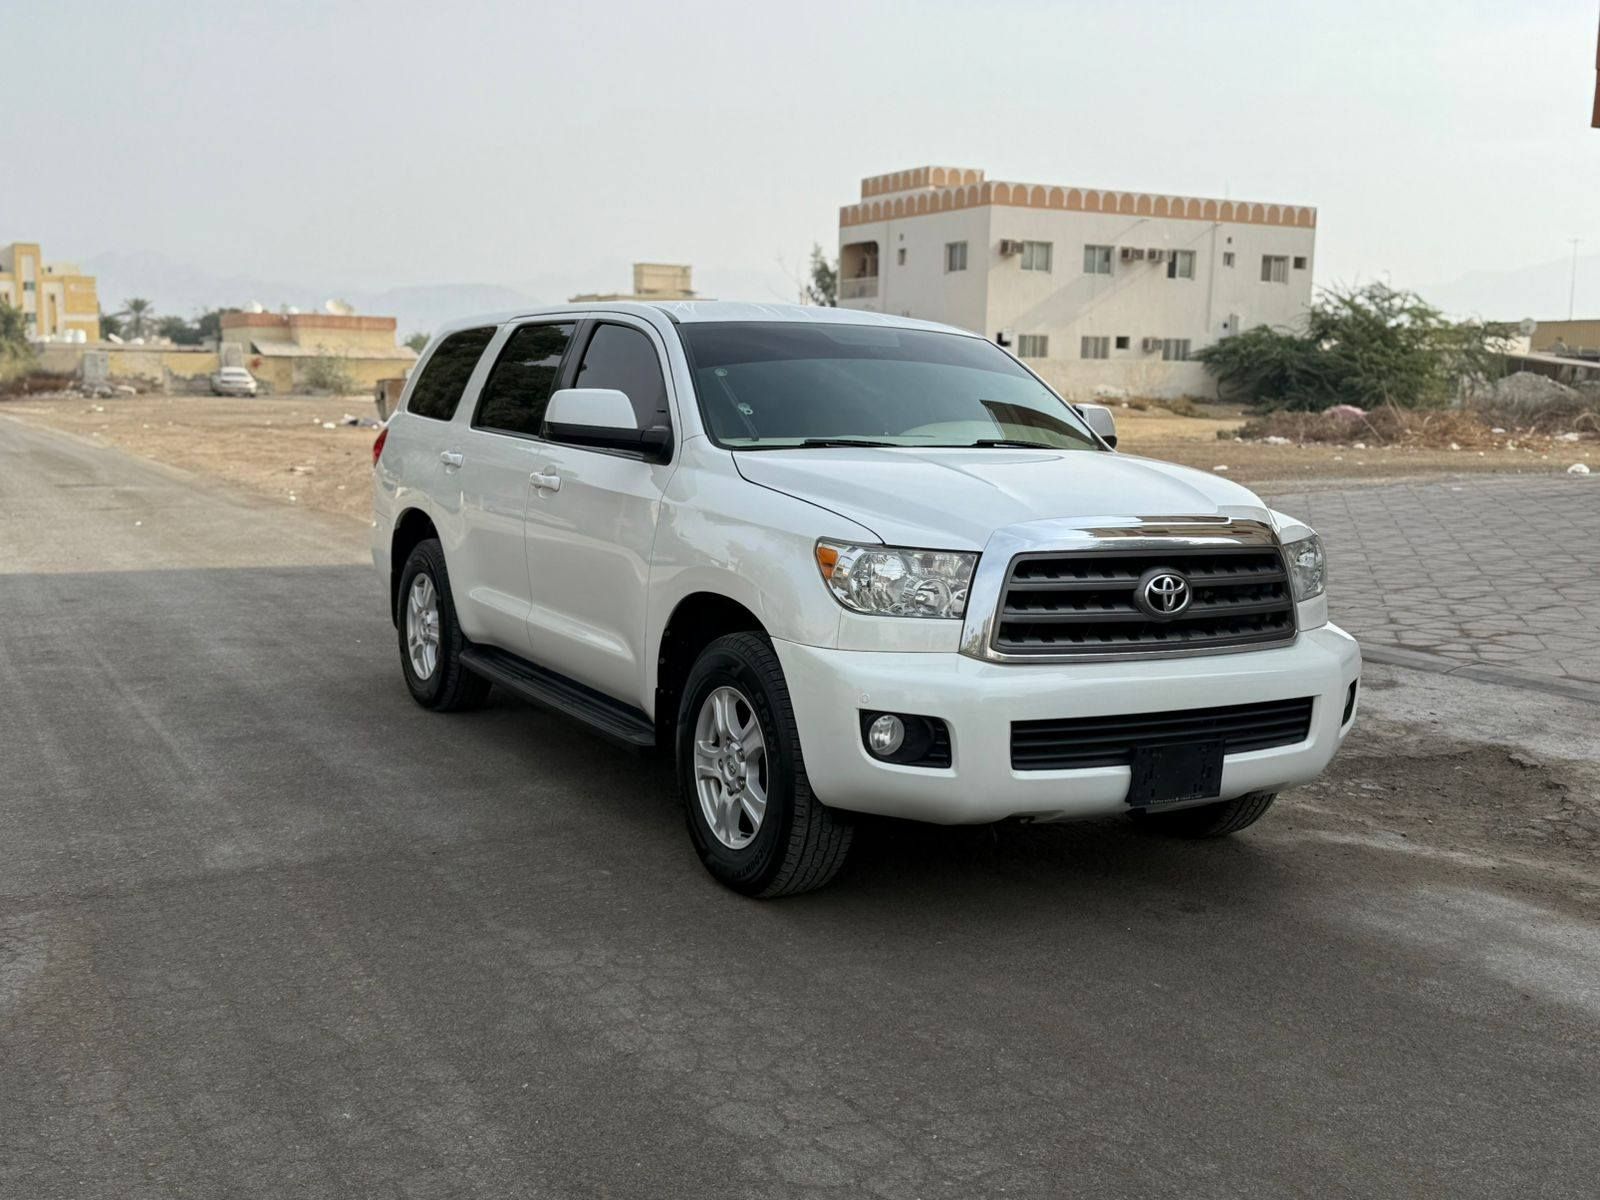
left=460, top=645, right=656, bottom=748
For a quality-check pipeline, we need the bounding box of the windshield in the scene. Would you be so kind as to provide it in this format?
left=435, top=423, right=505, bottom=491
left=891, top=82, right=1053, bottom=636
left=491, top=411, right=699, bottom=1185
left=679, top=322, right=1102, bottom=451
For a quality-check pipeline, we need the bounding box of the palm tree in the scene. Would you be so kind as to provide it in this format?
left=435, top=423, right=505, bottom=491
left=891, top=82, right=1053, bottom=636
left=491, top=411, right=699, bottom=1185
left=120, top=298, right=155, bottom=339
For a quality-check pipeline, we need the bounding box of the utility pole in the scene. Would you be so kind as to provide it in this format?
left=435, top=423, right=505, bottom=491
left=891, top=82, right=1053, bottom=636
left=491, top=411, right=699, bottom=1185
left=1569, top=238, right=1581, bottom=321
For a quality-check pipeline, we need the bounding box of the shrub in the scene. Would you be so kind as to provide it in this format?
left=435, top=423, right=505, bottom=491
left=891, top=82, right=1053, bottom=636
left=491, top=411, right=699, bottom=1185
left=301, top=353, right=355, bottom=395
left=1195, top=283, right=1511, bottom=412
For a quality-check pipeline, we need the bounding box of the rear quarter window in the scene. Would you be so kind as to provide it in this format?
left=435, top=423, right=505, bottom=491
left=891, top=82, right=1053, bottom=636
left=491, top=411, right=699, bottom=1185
left=407, top=326, right=495, bottom=421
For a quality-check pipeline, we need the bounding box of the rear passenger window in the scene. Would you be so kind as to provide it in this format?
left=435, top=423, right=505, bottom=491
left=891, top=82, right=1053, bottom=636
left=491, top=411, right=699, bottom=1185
left=407, top=327, right=495, bottom=421
left=573, top=324, right=670, bottom=430
left=474, top=322, right=575, bottom=436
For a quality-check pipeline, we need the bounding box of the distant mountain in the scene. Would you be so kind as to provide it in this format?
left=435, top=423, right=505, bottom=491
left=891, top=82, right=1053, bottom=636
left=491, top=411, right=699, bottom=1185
left=80, top=250, right=542, bottom=337
left=1419, top=251, right=1600, bottom=324
left=355, top=284, right=538, bottom=336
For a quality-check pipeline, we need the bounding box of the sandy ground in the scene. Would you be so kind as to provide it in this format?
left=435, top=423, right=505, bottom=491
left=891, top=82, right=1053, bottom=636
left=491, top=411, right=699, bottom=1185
left=2, top=393, right=1586, bottom=522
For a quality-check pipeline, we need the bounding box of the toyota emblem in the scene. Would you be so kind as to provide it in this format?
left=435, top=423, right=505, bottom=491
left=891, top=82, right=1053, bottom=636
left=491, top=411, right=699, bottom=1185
left=1137, top=570, right=1191, bottom=618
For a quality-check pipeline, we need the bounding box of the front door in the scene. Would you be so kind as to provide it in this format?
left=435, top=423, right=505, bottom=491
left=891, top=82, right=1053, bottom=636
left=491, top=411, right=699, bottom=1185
left=521, top=319, right=677, bottom=708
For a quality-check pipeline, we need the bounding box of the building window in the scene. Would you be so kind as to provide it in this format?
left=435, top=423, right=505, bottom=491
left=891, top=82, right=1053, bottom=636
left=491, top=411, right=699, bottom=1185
left=1021, top=241, right=1053, bottom=272
left=944, top=241, right=968, bottom=272
left=1223, top=252, right=1235, bottom=268
left=897, top=247, right=906, bottom=266
left=1114, top=335, right=1130, bottom=350
left=1262, top=255, right=1289, bottom=283
left=1161, top=338, right=1192, bottom=362
left=1081, top=244, right=1112, bottom=275
left=1017, top=334, right=1049, bottom=358
left=1167, top=250, right=1196, bottom=280
left=1293, top=256, right=1308, bottom=270
left=1081, top=336, right=1110, bottom=360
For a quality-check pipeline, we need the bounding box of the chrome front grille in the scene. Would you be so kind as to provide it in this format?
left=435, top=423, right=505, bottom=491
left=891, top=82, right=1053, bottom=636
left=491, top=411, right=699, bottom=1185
left=993, top=544, right=1296, bottom=655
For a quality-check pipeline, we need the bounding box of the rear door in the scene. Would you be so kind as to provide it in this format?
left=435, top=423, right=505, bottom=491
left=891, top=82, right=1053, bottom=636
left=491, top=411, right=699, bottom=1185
left=453, top=320, right=578, bottom=652
left=519, top=317, right=677, bottom=706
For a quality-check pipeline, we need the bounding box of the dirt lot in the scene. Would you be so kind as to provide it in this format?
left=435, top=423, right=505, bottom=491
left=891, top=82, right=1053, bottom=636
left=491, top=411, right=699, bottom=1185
left=2, top=393, right=1587, bottom=523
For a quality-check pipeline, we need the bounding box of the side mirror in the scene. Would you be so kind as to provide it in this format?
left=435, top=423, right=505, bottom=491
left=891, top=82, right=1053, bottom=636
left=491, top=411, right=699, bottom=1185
left=1075, top=402, right=1118, bottom=449
left=544, top=388, right=671, bottom=460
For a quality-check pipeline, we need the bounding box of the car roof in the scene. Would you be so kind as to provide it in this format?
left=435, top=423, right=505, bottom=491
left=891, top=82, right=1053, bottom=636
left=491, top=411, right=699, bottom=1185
left=425, top=300, right=976, bottom=343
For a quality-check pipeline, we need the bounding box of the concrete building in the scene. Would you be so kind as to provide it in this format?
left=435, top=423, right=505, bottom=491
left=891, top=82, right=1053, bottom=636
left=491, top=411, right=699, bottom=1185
left=570, top=262, right=698, bottom=303
left=219, top=311, right=417, bottom=394
left=1526, top=319, right=1600, bottom=356
left=0, top=241, right=100, bottom=340
left=836, top=166, right=1316, bottom=399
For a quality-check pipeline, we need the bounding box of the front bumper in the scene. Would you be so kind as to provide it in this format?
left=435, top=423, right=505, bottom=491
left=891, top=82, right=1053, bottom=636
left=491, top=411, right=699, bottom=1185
left=774, top=624, right=1360, bottom=824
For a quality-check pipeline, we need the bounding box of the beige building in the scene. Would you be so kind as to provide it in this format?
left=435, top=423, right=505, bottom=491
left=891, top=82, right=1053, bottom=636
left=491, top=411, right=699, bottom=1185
left=571, top=262, right=698, bottom=303
left=0, top=241, right=100, bottom=340
left=1527, top=319, right=1600, bottom=356
left=220, top=311, right=418, bottom=394
left=837, top=165, right=1317, bottom=399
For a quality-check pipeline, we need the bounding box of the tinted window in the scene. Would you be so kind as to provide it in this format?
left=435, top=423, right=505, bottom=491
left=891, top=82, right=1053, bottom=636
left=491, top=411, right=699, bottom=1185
left=407, top=326, right=495, bottom=421
left=474, top=322, right=575, bottom=436
left=573, top=324, right=669, bottom=429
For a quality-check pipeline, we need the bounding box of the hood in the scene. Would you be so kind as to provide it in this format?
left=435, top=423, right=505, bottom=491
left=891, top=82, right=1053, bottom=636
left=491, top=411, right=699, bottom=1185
left=733, top=448, right=1271, bottom=549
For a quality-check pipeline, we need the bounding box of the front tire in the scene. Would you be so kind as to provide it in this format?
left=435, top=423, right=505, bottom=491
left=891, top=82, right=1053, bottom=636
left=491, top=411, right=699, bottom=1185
left=1131, top=790, right=1277, bottom=838
left=396, top=538, right=490, bottom=712
left=677, top=633, right=853, bottom=897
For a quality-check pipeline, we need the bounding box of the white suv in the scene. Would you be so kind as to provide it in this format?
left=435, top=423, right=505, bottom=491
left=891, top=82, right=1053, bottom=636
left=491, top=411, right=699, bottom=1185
left=373, top=303, right=1360, bottom=896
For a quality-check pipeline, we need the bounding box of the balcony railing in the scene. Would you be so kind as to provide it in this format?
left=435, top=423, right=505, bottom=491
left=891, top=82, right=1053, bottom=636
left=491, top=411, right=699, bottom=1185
left=839, top=276, right=879, bottom=300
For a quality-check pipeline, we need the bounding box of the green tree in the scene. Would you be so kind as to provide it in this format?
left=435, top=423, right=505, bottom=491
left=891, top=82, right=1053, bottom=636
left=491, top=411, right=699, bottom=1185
left=196, top=307, right=241, bottom=343
left=805, top=244, right=837, bottom=307
left=0, top=300, right=35, bottom=383
left=404, top=331, right=429, bottom=353
left=158, top=314, right=203, bottom=345
left=1194, top=283, right=1511, bottom=411
left=99, top=307, right=124, bottom=340
left=120, top=298, right=155, bottom=339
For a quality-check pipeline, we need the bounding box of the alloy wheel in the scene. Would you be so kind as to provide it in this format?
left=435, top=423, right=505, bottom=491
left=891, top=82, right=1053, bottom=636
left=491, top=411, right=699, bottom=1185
left=693, top=685, right=769, bottom=850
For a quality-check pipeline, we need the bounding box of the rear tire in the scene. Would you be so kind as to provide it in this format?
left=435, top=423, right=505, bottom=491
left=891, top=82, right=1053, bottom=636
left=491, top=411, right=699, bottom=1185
left=677, top=633, right=853, bottom=897
left=396, top=538, right=491, bottom=712
left=1131, top=790, right=1277, bottom=838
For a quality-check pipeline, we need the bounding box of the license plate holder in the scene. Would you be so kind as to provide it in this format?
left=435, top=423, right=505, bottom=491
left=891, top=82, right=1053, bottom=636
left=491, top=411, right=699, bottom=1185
left=1126, top=740, right=1225, bottom=808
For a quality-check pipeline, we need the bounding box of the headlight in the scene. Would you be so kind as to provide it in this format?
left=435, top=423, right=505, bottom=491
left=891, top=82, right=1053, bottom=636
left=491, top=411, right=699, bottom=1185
left=815, top=541, right=976, bottom=618
left=1283, top=533, right=1325, bottom=601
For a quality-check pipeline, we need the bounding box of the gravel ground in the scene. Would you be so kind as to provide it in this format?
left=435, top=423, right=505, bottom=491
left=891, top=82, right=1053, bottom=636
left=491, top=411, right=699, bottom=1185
left=1, top=394, right=1585, bottom=525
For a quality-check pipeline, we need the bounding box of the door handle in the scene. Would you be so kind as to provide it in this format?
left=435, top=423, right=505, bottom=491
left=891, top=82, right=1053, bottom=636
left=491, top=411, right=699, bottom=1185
left=439, top=450, right=464, bottom=468
left=530, top=470, right=561, bottom=493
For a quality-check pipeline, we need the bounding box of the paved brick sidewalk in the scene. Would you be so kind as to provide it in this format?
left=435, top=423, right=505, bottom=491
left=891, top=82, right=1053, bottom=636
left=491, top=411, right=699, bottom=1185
left=1265, top=475, right=1600, bottom=696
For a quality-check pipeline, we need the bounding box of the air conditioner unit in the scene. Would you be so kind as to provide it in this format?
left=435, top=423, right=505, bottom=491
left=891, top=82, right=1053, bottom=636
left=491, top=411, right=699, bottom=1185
left=1147, top=249, right=1168, bottom=262
left=998, top=239, right=1024, bottom=257
left=1140, top=337, right=1163, bottom=352
left=1119, top=247, right=1146, bottom=261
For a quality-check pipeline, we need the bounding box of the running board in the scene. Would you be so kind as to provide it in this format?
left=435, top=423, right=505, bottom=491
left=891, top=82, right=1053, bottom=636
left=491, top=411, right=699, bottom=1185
left=459, top=645, right=656, bottom=748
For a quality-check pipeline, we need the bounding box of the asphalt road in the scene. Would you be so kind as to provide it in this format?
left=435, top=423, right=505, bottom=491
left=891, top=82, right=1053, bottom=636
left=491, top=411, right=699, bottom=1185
left=3, top=417, right=1597, bottom=1199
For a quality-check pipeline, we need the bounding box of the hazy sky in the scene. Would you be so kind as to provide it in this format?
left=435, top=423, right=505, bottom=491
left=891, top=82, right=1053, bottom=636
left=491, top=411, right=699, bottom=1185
left=5, top=0, right=1598, bottom=310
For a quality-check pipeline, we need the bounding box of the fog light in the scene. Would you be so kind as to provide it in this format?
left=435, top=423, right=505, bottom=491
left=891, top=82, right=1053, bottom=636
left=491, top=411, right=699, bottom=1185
left=867, top=713, right=905, bottom=757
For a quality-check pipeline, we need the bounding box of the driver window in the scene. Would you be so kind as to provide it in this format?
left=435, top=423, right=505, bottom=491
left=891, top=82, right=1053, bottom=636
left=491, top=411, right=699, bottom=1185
left=573, top=324, right=670, bottom=430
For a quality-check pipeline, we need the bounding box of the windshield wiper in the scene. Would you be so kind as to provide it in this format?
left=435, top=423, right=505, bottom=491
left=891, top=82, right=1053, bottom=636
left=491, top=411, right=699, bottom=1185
left=794, top=438, right=900, bottom=449
left=954, top=438, right=1062, bottom=450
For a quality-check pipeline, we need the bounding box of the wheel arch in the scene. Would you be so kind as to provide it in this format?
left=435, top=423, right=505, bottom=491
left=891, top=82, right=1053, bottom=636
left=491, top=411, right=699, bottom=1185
left=390, top=507, right=440, bottom=625
left=654, top=591, right=767, bottom=744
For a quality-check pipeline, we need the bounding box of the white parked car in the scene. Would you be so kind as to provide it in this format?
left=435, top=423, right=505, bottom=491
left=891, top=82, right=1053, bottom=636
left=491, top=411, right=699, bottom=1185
left=210, top=366, right=258, bottom=396
left=373, top=303, right=1359, bottom=896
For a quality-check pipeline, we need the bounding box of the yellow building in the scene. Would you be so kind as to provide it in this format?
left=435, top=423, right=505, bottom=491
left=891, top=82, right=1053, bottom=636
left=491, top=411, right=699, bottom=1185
left=570, top=262, right=699, bottom=302
left=220, top=311, right=418, bottom=394
left=0, top=242, right=100, bottom=340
